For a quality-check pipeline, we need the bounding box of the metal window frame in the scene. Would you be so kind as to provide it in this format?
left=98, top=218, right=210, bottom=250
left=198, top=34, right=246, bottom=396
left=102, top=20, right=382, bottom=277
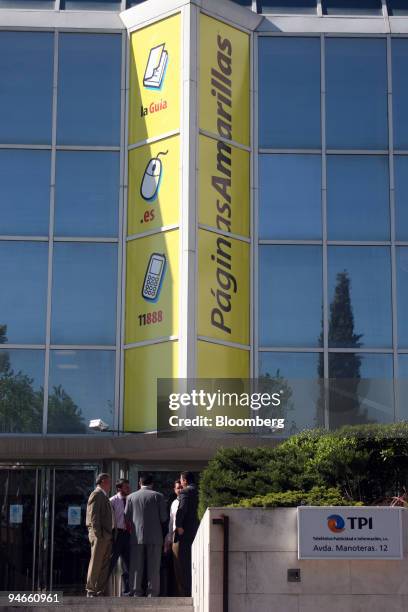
left=0, top=22, right=124, bottom=438
left=256, top=29, right=408, bottom=427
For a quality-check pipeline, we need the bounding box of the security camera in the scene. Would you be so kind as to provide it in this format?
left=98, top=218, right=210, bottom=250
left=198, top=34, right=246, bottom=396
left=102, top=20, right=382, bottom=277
left=89, top=419, right=110, bottom=432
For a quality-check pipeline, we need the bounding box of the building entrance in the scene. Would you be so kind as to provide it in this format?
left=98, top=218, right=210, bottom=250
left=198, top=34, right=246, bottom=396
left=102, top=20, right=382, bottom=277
left=0, top=464, right=99, bottom=594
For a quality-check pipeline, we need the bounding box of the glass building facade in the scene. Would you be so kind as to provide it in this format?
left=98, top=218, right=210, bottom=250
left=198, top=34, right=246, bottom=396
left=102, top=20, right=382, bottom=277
left=0, top=0, right=408, bottom=592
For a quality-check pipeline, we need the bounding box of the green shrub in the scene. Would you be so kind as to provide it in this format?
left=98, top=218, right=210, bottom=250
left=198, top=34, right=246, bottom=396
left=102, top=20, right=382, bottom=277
left=231, top=486, right=363, bottom=509
left=198, top=423, right=408, bottom=517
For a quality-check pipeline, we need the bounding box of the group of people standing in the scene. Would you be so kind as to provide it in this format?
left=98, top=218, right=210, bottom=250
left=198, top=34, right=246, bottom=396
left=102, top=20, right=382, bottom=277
left=85, top=471, right=199, bottom=598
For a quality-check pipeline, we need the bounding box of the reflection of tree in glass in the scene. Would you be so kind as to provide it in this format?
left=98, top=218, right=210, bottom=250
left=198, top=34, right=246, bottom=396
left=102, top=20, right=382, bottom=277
left=0, top=325, right=87, bottom=434
left=258, top=371, right=295, bottom=433
left=0, top=325, right=43, bottom=433
left=47, top=385, right=87, bottom=434
left=317, top=271, right=370, bottom=428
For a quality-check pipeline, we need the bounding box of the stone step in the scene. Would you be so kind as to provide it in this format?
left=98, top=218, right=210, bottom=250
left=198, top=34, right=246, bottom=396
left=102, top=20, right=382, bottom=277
left=0, top=596, right=194, bottom=612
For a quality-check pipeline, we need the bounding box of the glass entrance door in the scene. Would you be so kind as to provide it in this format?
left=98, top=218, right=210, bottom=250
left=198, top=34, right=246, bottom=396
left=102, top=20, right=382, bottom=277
left=0, top=468, right=38, bottom=591
left=50, top=468, right=96, bottom=594
left=0, top=465, right=98, bottom=594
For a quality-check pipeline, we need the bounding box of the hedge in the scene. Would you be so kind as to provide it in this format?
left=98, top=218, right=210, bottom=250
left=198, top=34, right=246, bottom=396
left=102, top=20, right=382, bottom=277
left=198, top=423, right=408, bottom=518
left=231, top=487, right=363, bottom=509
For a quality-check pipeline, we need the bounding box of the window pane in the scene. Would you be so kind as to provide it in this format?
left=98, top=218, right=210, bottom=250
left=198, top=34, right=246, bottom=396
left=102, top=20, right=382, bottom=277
left=0, top=32, right=53, bottom=144
left=388, top=0, right=408, bottom=16
left=259, top=154, right=321, bottom=239
left=326, top=39, right=388, bottom=149
left=258, top=38, right=321, bottom=148
left=0, top=0, right=54, bottom=6
left=262, top=0, right=316, bottom=12
left=48, top=350, right=115, bottom=434
left=327, top=155, right=390, bottom=240
left=323, top=0, right=382, bottom=14
left=396, top=248, right=408, bottom=348
left=62, top=0, right=120, bottom=8
left=328, top=247, right=392, bottom=348
left=259, top=246, right=323, bottom=347
left=0, top=349, right=44, bottom=434
left=328, top=353, right=393, bottom=428
left=0, top=242, right=48, bottom=344
left=55, top=151, right=119, bottom=238
left=51, top=243, right=117, bottom=345
left=395, top=157, right=408, bottom=241
left=259, top=352, right=323, bottom=432
left=57, top=34, right=121, bottom=146
left=397, top=355, right=408, bottom=421
left=0, top=150, right=50, bottom=236
left=392, top=39, right=408, bottom=150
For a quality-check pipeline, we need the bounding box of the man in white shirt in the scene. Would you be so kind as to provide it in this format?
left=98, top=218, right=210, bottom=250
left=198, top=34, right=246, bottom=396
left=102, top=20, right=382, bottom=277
left=110, top=478, right=131, bottom=595
left=164, top=479, right=182, bottom=553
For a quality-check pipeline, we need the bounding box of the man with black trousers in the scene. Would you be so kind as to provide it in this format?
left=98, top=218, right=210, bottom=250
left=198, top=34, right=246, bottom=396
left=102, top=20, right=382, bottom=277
left=109, top=478, right=131, bottom=595
left=173, top=471, right=199, bottom=596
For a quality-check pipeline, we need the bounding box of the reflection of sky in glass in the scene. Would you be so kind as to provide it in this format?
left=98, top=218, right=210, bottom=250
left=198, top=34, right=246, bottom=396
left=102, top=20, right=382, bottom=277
left=259, top=352, right=321, bottom=431
left=63, top=0, right=121, bottom=8
left=328, top=247, right=392, bottom=348
left=323, top=0, right=382, bottom=15
left=326, top=38, right=388, bottom=149
left=0, top=349, right=44, bottom=390
left=0, top=31, right=53, bottom=144
left=57, top=33, right=121, bottom=146
left=0, top=242, right=48, bottom=344
left=0, top=150, right=50, bottom=236
left=327, top=156, right=389, bottom=241
left=55, top=151, right=119, bottom=238
left=392, top=39, right=408, bottom=149
left=51, top=243, right=118, bottom=345
left=259, top=37, right=321, bottom=148
left=396, top=248, right=408, bottom=348
left=398, top=356, right=408, bottom=420
left=48, top=350, right=115, bottom=433
left=262, top=0, right=316, bottom=14
left=329, top=353, right=393, bottom=424
left=395, top=157, right=408, bottom=241
left=260, top=246, right=323, bottom=347
left=259, top=155, right=321, bottom=240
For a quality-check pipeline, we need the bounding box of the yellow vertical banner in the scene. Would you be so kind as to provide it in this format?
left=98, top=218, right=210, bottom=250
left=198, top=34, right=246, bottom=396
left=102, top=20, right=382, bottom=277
left=197, top=13, right=251, bottom=380
left=198, top=134, right=250, bottom=237
left=199, top=14, right=250, bottom=146
left=129, top=13, right=181, bottom=144
left=125, top=13, right=181, bottom=432
left=197, top=228, right=250, bottom=347
left=127, top=135, right=180, bottom=236
left=125, top=342, right=178, bottom=432
left=125, top=230, right=179, bottom=344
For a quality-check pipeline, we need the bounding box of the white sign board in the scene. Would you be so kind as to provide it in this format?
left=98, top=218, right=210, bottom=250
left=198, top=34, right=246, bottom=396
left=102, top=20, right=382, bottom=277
left=298, top=506, right=403, bottom=560
left=67, top=506, right=81, bottom=526
left=9, top=504, right=23, bottom=524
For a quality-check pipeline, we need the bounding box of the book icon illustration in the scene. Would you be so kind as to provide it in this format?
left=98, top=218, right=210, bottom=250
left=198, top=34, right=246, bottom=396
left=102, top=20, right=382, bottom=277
left=143, top=43, right=168, bottom=90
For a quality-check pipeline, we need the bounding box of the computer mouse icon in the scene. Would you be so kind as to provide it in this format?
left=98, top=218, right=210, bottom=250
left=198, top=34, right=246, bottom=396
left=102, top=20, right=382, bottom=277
left=140, top=150, right=168, bottom=202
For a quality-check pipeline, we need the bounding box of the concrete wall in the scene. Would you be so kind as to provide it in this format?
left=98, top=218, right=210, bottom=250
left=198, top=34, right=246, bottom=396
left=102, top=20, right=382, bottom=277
left=192, top=507, right=408, bottom=612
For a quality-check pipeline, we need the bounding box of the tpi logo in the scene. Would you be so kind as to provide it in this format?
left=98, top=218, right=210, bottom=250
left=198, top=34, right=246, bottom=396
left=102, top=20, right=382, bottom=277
left=327, top=514, right=373, bottom=532
left=327, top=514, right=345, bottom=533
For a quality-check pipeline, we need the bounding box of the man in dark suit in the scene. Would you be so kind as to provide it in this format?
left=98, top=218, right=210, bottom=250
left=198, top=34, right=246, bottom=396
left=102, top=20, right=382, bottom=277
left=125, top=474, right=167, bottom=597
left=173, top=471, right=199, bottom=596
left=85, top=473, right=114, bottom=597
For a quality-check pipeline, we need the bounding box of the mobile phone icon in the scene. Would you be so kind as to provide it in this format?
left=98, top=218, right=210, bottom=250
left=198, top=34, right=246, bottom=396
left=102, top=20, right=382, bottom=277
left=142, top=253, right=166, bottom=302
